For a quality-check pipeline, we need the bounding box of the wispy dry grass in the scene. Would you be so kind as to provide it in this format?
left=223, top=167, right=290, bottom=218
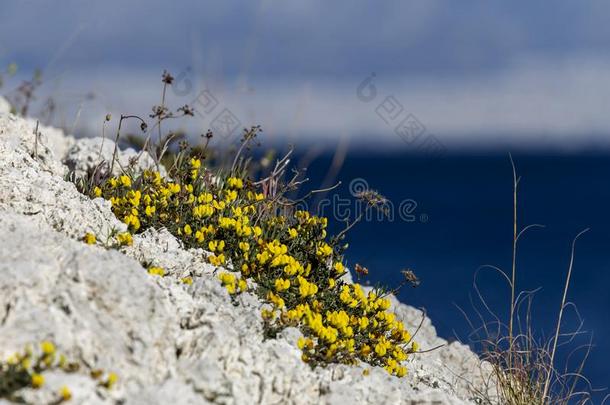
left=460, top=155, right=607, bottom=405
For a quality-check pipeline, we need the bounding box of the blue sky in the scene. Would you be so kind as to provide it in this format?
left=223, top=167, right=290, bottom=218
left=2, top=1, right=610, bottom=149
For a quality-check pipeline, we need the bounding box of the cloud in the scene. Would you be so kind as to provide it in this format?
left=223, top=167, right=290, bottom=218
left=16, top=57, right=610, bottom=151
left=3, top=0, right=610, bottom=76
left=3, top=0, right=610, bottom=150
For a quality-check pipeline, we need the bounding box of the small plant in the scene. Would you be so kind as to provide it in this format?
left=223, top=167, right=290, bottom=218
left=6, top=69, right=42, bottom=117
left=0, top=341, right=117, bottom=403
left=71, top=71, right=420, bottom=377
left=464, top=155, right=600, bottom=405
left=0, top=63, right=18, bottom=90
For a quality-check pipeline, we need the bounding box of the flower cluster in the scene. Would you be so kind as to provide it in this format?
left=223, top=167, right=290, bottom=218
left=88, top=156, right=417, bottom=376
left=0, top=341, right=117, bottom=402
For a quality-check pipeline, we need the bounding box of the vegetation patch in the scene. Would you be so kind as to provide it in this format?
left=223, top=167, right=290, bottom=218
left=81, top=157, right=417, bottom=376
left=0, top=341, right=116, bottom=403
left=69, top=71, right=419, bottom=377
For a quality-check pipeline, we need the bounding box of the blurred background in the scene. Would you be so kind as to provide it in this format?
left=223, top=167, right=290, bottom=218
left=1, top=0, right=608, bottom=399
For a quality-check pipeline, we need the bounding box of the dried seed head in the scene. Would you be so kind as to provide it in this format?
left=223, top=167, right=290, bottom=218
left=178, top=104, right=194, bottom=116
left=162, top=70, right=174, bottom=85
left=355, top=189, right=387, bottom=206
left=401, top=269, right=420, bottom=287
left=355, top=263, right=369, bottom=276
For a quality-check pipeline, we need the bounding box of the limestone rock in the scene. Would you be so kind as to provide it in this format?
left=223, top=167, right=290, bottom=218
left=0, top=96, right=11, bottom=115
left=63, top=136, right=161, bottom=178
left=0, top=113, right=494, bottom=405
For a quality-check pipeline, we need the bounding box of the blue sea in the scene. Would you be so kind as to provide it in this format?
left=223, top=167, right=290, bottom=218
left=300, top=151, right=609, bottom=399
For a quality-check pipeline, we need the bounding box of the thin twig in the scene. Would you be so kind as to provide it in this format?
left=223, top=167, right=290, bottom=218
left=33, top=120, right=39, bottom=160
left=110, top=115, right=146, bottom=174
left=542, top=228, right=589, bottom=402
left=508, top=152, right=519, bottom=365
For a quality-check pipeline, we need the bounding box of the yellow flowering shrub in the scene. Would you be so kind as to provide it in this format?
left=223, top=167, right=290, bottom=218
left=81, top=151, right=418, bottom=377
left=71, top=71, right=417, bottom=377
left=0, top=341, right=116, bottom=402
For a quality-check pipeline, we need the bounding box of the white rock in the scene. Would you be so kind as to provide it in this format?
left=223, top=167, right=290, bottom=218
left=25, top=117, right=76, bottom=161
left=0, top=113, right=494, bottom=404
left=63, top=136, right=162, bottom=178
left=0, top=96, right=11, bottom=115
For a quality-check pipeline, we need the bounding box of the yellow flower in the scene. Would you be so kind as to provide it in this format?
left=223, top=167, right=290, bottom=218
left=378, top=298, right=391, bottom=310
left=184, top=224, right=192, bottom=236
left=21, top=357, right=31, bottom=369
left=227, top=177, right=243, bottom=189
left=145, top=205, right=156, bottom=217
left=238, top=279, right=248, bottom=292
left=93, top=186, right=102, bottom=197
left=124, top=214, right=141, bottom=231
left=261, top=308, right=275, bottom=320
left=267, top=292, right=285, bottom=308
left=59, top=385, right=72, bottom=401
left=58, top=354, right=67, bottom=368
left=31, top=373, right=45, bottom=388
left=41, top=341, right=55, bottom=355
left=127, top=190, right=141, bottom=206
left=119, top=175, right=131, bottom=187
left=83, top=233, right=96, bottom=245
left=104, top=372, right=118, bottom=389
left=117, top=232, right=133, bottom=246
left=374, top=343, right=387, bottom=357
left=346, top=338, right=355, bottom=352
left=219, top=217, right=236, bottom=229
left=190, top=158, right=201, bottom=169
left=6, top=354, right=18, bottom=365
left=316, top=243, right=332, bottom=257
left=274, top=278, right=290, bottom=292
left=181, top=276, right=193, bottom=285
left=339, top=285, right=352, bottom=303
left=193, top=204, right=214, bottom=218
left=288, top=228, right=298, bottom=239
left=208, top=254, right=225, bottom=266
left=224, top=283, right=236, bottom=294
left=147, top=266, right=165, bottom=277
left=198, top=192, right=213, bottom=204
left=395, top=366, right=407, bottom=377
left=224, top=189, right=238, bottom=202
left=333, top=262, right=345, bottom=274
left=298, top=277, right=318, bottom=298
left=297, top=337, right=313, bottom=350
left=219, top=272, right=236, bottom=285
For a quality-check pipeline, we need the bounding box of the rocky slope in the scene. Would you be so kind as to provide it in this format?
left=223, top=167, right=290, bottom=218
left=0, top=102, right=494, bottom=404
